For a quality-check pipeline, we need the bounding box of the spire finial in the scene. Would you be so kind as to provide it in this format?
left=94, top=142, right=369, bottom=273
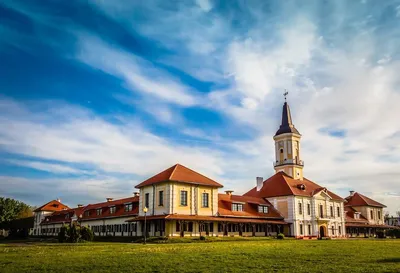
left=284, top=89, right=288, bottom=102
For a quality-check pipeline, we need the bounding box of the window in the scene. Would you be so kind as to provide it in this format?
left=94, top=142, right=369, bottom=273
left=300, top=224, right=303, bottom=235
left=258, top=205, right=269, bottom=213
left=96, top=208, right=102, bottom=216
left=145, top=193, right=150, bottom=208
left=202, top=193, right=209, bottom=207
left=330, top=206, right=334, bottom=217
left=331, top=226, right=335, bottom=235
left=307, top=204, right=311, bottom=215
left=337, top=207, right=340, bottom=217
left=232, top=203, right=243, bottom=211
left=110, top=206, right=116, bottom=214
left=298, top=202, right=302, bottom=215
left=339, top=226, right=342, bottom=235
left=308, top=224, right=311, bottom=235
left=378, top=211, right=381, bottom=220
left=319, top=205, right=324, bottom=218
left=65, top=214, right=69, bottom=219
left=355, top=213, right=360, bottom=220
left=125, top=203, right=133, bottom=212
left=370, top=210, right=373, bottom=219
left=84, top=210, right=90, bottom=217
left=159, top=191, right=164, bottom=206
left=180, top=191, right=188, bottom=206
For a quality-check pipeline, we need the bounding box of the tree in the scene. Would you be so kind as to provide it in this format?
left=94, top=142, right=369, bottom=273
left=0, top=197, right=33, bottom=224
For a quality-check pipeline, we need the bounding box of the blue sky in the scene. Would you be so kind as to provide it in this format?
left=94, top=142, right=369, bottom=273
left=0, top=0, right=399, bottom=214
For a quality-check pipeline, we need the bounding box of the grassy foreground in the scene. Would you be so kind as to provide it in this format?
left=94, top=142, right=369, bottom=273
left=0, top=239, right=399, bottom=272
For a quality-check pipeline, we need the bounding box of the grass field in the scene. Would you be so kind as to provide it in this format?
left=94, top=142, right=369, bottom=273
left=1, top=238, right=399, bottom=272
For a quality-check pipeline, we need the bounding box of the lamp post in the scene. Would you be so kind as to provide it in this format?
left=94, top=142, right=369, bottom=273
left=143, top=207, right=148, bottom=245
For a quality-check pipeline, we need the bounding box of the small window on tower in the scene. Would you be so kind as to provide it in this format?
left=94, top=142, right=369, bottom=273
left=280, top=149, right=283, bottom=154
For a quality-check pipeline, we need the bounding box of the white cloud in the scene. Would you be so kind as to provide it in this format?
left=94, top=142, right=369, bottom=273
left=6, top=159, right=93, bottom=175
left=76, top=34, right=200, bottom=107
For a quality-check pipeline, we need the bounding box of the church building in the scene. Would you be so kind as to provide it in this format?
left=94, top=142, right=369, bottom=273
left=35, top=98, right=395, bottom=239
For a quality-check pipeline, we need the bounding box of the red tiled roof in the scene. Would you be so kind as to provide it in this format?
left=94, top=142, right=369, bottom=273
left=34, top=200, right=70, bottom=212
left=126, top=214, right=288, bottom=225
left=244, top=172, right=344, bottom=201
left=41, top=207, right=85, bottom=225
left=344, top=206, right=368, bottom=223
left=135, top=164, right=223, bottom=188
left=345, top=192, right=386, bottom=208
left=218, top=194, right=283, bottom=219
left=81, top=196, right=139, bottom=221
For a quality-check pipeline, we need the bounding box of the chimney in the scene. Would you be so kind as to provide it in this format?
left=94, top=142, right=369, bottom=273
left=225, top=190, right=234, bottom=196
left=56, top=198, right=61, bottom=202
left=106, top=198, right=113, bottom=202
left=256, top=177, right=263, bottom=191
left=349, top=191, right=355, bottom=196
left=77, top=204, right=83, bottom=208
left=133, top=192, right=140, bottom=197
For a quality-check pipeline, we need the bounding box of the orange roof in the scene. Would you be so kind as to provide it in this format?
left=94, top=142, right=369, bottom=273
left=41, top=207, right=85, bottom=225
left=34, top=200, right=70, bottom=212
left=81, top=196, right=139, bottom=221
left=218, top=194, right=283, bottom=219
left=244, top=172, right=344, bottom=201
left=345, top=192, right=386, bottom=208
left=344, top=206, right=368, bottom=223
left=135, top=164, right=223, bottom=188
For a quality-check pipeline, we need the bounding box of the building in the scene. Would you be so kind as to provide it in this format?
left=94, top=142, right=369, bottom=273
left=385, top=215, right=400, bottom=227
left=244, top=101, right=346, bottom=238
left=34, top=99, right=396, bottom=239
left=344, top=191, right=393, bottom=236
left=33, top=199, right=70, bottom=236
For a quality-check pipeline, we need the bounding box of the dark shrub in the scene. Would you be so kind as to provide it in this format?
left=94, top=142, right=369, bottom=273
left=80, top=226, right=94, bottom=242
left=58, top=223, right=93, bottom=243
left=376, top=231, right=385, bottom=239
left=199, top=236, right=206, bottom=241
left=277, top=233, right=285, bottom=240
left=58, top=225, right=68, bottom=243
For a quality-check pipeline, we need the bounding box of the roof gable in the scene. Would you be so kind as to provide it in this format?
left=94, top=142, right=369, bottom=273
left=345, top=192, right=386, bottom=208
left=218, top=194, right=283, bottom=219
left=135, top=164, right=223, bottom=188
left=244, top=172, right=343, bottom=201
left=34, top=200, right=70, bottom=212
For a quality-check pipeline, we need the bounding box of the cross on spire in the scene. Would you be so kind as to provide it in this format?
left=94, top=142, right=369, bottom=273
left=284, top=90, right=289, bottom=102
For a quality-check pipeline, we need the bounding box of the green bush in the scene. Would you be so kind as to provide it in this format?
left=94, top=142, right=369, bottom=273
left=386, top=229, right=400, bottom=239
left=375, top=231, right=385, bottom=239
left=277, top=233, right=285, bottom=240
left=58, top=223, right=94, bottom=243
left=199, top=236, right=206, bottom=241
left=80, top=226, right=94, bottom=242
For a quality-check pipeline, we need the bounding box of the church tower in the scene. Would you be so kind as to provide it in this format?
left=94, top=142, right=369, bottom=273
left=273, top=98, right=304, bottom=180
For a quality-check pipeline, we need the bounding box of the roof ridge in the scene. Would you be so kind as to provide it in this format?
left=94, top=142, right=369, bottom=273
left=279, top=172, right=296, bottom=195
left=171, top=164, right=221, bottom=185
left=169, top=164, right=179, bottom=180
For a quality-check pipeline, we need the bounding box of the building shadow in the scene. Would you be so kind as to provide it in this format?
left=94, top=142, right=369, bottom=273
left=376, top=258, right=400, bottom=263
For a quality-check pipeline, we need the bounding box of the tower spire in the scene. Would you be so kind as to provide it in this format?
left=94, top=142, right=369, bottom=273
left=274, top=92, right=300, bottom=137
left=273, top=91, right=304, bottom=179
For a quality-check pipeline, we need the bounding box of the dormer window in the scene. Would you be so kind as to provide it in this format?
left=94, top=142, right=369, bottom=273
left=258, top=205, right=269, bottom=213
left=96, top=208, right=102, bottom=216
left=354, top=212, right=360, bottom=220
left=297, top=184, right=306, bottom=190
left=84, top=211, right=90, bottom=217
left=110, top=206, right=116, bottom=214
left=232, top=203, right=243, bottom=211
left=65, top=214, right=69, bottom=220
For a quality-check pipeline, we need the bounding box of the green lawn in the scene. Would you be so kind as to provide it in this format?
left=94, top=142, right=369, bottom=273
left=0, top=239, right=399, bottom=272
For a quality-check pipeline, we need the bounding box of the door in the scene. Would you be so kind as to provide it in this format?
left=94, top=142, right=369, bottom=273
left=319, top=226, right=325, bottom=238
